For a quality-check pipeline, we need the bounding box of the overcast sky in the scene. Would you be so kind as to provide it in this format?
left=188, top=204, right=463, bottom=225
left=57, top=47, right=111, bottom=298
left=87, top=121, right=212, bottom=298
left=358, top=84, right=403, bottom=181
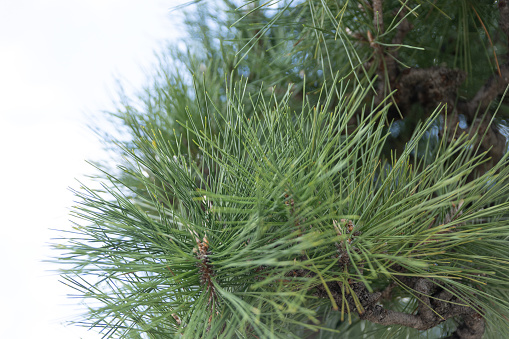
left=0, top=1, right=188, bottom=337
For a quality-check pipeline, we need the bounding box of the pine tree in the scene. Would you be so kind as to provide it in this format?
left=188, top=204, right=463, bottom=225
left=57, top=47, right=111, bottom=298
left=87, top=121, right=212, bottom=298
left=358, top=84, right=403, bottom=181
left=56, top=1, right=509, bottom=338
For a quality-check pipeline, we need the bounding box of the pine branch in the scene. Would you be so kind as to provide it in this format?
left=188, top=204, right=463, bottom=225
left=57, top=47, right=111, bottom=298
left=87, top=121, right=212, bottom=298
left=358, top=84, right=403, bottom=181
left=55, top=2, right=509, bottom=338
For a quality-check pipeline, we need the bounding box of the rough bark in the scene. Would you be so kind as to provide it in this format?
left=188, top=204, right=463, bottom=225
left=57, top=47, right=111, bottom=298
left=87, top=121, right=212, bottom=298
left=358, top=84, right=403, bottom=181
left=369, top=0, right=509, bottom=168
left=311, top=270, right=485, bottom=339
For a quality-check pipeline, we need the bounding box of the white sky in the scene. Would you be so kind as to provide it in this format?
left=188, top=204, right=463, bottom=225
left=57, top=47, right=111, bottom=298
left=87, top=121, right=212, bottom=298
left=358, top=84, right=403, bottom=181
left=0, top=1, right=189, bottom=338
